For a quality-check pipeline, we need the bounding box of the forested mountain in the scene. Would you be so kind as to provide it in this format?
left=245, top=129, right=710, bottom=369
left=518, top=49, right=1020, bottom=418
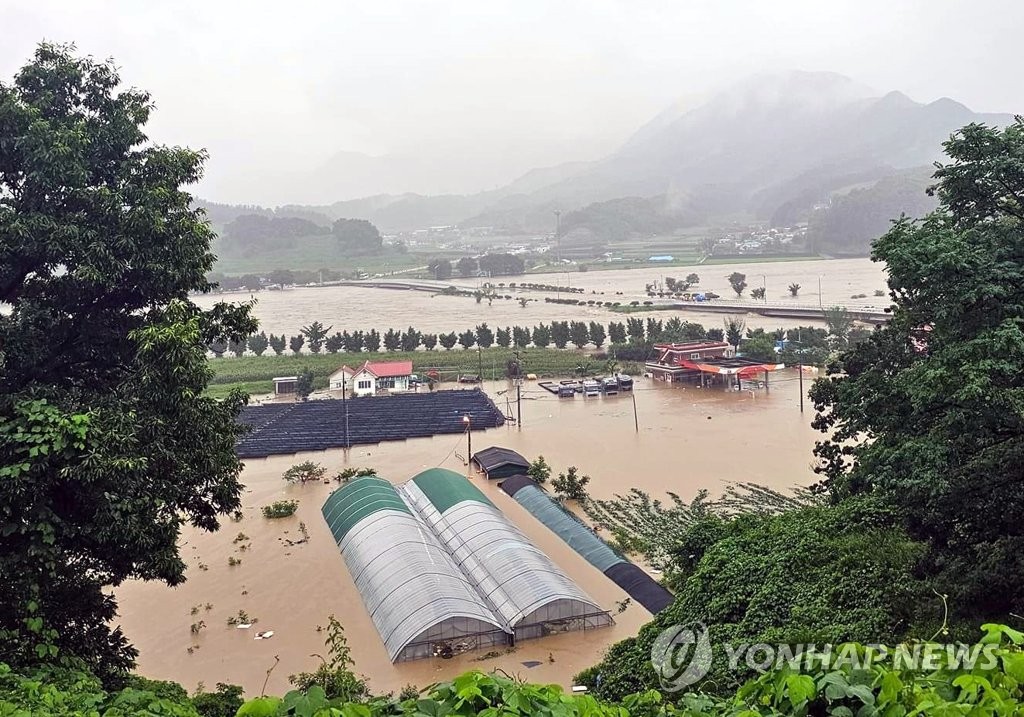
left=198, top=72, right=1014, bottom=248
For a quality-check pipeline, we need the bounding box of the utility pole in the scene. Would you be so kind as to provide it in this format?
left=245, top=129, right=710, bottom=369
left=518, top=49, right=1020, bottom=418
left=513, top=348, right=523, bottom=428
left=343, top=370, right=350, bottom=449
left=631, top=390, right=639, bottom=433
left=554, top=210, right=561, bottom=265
left=477, top=345, right=483, bottom=383
left=798, top=360, right=804, bottom=413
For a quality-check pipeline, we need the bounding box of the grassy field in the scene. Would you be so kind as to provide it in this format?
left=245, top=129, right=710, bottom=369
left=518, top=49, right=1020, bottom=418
left=208, top=347, right=641, bottom=397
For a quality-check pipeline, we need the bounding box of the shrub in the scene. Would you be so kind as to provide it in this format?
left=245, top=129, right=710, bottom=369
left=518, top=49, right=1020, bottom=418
left=262, top=500, right=298, bottom=519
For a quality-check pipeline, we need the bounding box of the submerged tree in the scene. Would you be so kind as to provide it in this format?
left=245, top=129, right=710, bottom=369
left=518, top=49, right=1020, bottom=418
left=788, top=283, right=801, bottom=297
left=0, top=45, right=257, bottom=678
left=727, top=272, right=748, bottom=297
left=811, top=118, right=1024, bottom=624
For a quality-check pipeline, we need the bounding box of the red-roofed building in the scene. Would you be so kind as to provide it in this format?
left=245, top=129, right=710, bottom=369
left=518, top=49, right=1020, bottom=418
left=329, top=360, right=414, bottom=396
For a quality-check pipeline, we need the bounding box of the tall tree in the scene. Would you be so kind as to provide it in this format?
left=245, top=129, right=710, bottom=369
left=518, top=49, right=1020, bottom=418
left=475, top=323, right=494, bottom=349
left=496, top=326, right=511, bottom=348
left=421, top=333, right=437, bottom=351
left=724, top=317, right=746, bottom=349
left=400, top=326, right=421, bottom=352
left=456, top=257, right=478, bottom=277
left=551, top=321, right=570, bottom=349
left=823, top=306, right=854, bottom=348
left=458, top=329, right=477, bottom=350
left=301, top=321, right=332, bottom=353
left=289, top=334, right=305, bottom=354
left=324, top=332, right=344, bottom=353
left=588, top=321, right=606, bottom=348
left=363, top=329, right=381, bottom=352
left=608, top=321, right=627, bottom=344
left=570, top=321, right=590, bottom=349
left=0, top=45, right=256, bottom=678
left=427, top=259, right=452, bottom=280
left=268, top=333, right=286, bottom=355
left=626, top=317, right=645, bottom=343
left=645, top=318, right=663, bottom=342
left=439, top=332, right=458, bottom=350
left=382, top=328, right=401, bottom=352
left=727, top=271, right=748, bottom=297
left=512, top=326, right=531, bottom=349
left=228, top=337, right=246, bottom=357
left=811, top=119, right=1024, bottom=622
left=532, top=323, right=552, bottom=348
left=247, top=331, right=270, bottom=356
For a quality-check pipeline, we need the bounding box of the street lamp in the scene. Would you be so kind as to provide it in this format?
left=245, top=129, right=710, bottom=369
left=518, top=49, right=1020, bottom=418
left=462, top=415, right=472, bottom=466
left=762, top=274, right=767, bottom=303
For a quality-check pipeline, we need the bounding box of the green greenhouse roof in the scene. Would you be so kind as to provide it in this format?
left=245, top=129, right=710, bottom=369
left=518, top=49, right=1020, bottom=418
left=410, top=468, right=493, bottom=514
left=321, top=476, right=410, bottom=542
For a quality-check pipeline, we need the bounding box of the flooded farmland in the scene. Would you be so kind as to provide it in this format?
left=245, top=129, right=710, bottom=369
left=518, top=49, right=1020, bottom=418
left=116, top=371, right=820, bottom=696
left=194, top=257, right=888, bottom=337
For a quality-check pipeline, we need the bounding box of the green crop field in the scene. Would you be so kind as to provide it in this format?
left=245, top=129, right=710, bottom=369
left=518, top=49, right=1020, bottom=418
left=207, top=347, right=642, bottom=397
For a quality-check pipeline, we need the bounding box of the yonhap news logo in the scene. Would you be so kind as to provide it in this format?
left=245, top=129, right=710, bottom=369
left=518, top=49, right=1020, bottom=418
left=650, top=621, right=713, bottom=691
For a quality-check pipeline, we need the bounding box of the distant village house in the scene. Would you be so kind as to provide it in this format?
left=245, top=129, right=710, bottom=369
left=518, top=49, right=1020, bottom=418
left=329, top=360, right=414, bottom=396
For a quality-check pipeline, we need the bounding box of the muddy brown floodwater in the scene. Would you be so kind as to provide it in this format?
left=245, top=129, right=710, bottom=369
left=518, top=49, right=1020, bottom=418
left=192, top=257, right=888, bottom=336
left=116, top=372, right=820, bottom=696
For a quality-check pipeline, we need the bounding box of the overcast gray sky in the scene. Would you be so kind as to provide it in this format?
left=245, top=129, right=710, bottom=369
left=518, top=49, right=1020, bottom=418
left=2, top=0, right=1022, bottom=205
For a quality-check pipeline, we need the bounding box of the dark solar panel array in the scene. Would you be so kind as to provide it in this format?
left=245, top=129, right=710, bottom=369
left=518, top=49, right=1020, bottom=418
left=236, top=390, right=506, bottom=458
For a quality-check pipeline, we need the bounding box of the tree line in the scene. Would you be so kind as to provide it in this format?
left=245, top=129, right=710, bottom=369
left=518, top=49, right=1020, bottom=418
left=427, top=252, right=526, bottom=279
left=209, top=315, right=858, bottom=363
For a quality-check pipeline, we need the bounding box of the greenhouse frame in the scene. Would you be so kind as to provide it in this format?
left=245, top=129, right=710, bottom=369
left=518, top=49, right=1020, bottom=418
left=322, top=471, right=613, bottom=662
left=322, top=477, right=509, bottom=662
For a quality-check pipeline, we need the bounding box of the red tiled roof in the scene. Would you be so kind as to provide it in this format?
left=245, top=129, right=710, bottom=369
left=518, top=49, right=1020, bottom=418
left=364, top=360, right=413, bottom=378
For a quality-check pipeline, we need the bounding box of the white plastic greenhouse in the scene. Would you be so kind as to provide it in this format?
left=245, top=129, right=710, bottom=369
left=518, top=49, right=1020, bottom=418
left=321, top=471, right=612, bottom=662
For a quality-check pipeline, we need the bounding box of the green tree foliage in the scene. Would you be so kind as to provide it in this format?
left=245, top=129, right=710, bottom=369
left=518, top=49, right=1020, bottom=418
left=268, top=333, right=286, bottom=355
left=724, top=317, right=745, bottom=349
left=421, top=333, right=437, bottom=351
left=382, top=328, right=401, bottom=352
left=740, top=334, right=777, bottom=361
left=645, top=318, right=663, bottom=342
left=247, top=331, right=270, bottom=356
left=686, top=272, right=700, bottom=286
left=289, top=334, right=305, bottom=354
left=552, top=466, right=591, bottom=501
left=343, top=331, right=364, bottom=353
left=332, top=218, right=383, bottom=255
left=532, top=323, right=552, bottom=348
left=551, top=321, right=570, bottom=349
left=706, top=327, right=724, bottom=341
left=295, top=369, right=314, bottom=399
left=228, top=337, right=246, bottom=357
left=588, top=321, right=607, bottom=348
left=456, top=256, right=478, bottom=277
left=457, top=329, right=476, bottom=350
left=400, top=327, right=421, bottom=352
left=0, top=44, right=257, bottom=679
left=288, top=615, right=368, bottom=702
left=477, top=253, right=525, bottom=276
left=811, top=119, right=1024, bottom=626
left=527, top=455, right=552, bottom=485
left=363, top=329, right=381, bottom=352
left=626, top=317, right=645, bottom=343
left=577, top=497, right=927, bottom=700
left=496, top=326, right=512, bottom=348
left=750, top=286, right=766, bottom=300
left=474, top=323, right=494, bottom=348
left=191, top=683, right=244, bottom=717
left=788, top=282, right=801, bottom=296
left=324, top=332, right=343, bottom=353
left=427, top=258, right=452, bottom=280
left=300, top=321, right=331, bottom=354
left=512, top=326, right=531, bottom=349
left=822, top=306, right=854, bottom=347
left=282, top=461, right=324, bottom=484
left=608, top=321, right=627, bottom=344
left=570, top=321, right=590, bottom=349
left=662, top=318, right=706, bottom=342
left=9, top=628, right=1024, bottom=716
left=439, top=332, right=458, bottom=350
left=727, top=272, right=747, bottom=296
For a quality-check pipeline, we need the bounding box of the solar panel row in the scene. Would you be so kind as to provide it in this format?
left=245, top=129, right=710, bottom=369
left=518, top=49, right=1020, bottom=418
left=235, top=389, right=506, bottom=458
